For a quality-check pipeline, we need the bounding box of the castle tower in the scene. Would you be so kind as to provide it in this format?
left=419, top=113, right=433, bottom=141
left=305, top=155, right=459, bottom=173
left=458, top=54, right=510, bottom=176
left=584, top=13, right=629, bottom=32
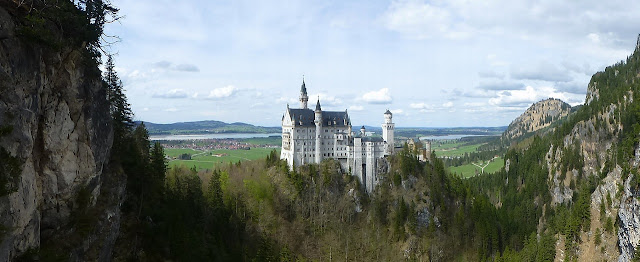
left=360, top=126, right=366, bottom=136
left=382, top=109, right=395, bottom=155
left=299, top=78, right=309, bottom=109
left=314, top=98, right=322, bottom=163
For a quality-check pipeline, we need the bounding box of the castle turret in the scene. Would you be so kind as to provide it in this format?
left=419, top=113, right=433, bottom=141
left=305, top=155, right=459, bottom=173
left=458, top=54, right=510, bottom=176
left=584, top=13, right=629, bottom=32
left=314, top=98, right=322, bottom=163
left=299, top=78, right=309, bottom=109
left=360, top=126, right=366, bottom=136
left=382, top=109, right=395, bottom=155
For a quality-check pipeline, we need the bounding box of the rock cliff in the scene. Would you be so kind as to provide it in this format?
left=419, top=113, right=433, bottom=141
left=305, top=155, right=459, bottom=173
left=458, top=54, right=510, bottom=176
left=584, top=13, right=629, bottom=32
left=0, top=3, right=123, bottom=261
left=502, top=98, right=572, bottom=142
left=618, top=171, right=640, bottom=261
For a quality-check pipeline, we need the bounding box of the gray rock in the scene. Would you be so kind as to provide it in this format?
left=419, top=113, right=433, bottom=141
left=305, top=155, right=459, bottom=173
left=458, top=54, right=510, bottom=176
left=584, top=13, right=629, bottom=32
left=617, top=173, right=640, bottom=262
left=0, top=5, right=121, bottom=261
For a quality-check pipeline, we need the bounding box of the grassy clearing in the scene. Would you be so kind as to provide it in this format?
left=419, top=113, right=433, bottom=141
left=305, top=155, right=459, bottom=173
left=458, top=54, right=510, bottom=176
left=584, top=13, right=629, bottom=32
left=168, top=148, right=280, bottom=171
left=164, top=148, right=204, bottom=157
left=238, top=137, right=282, bottom=146
left=431, top=140, right=465, bottom=150
left=448, top=157, right=504, bottom=178
left=435, top=143, right=486, bottom=157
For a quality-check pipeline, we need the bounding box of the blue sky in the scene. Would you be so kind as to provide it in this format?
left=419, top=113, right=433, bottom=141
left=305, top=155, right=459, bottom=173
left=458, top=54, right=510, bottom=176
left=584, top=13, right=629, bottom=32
left=104, top=0, right=640, bottom=127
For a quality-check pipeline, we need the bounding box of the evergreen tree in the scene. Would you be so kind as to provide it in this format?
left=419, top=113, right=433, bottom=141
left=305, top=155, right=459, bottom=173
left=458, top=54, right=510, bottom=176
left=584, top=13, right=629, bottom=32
left=104, top=54, right=133, bottom=154
left=149, top=142, right=167, bottom=204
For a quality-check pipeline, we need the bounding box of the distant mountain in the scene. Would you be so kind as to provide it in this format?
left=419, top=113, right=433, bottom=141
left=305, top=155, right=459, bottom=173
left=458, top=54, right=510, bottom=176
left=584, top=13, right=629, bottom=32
left=136, top=120, right=280, bottom=135
left=502, top=98, right=572, bottom=142
left=395, top=126, right=506, bottom=139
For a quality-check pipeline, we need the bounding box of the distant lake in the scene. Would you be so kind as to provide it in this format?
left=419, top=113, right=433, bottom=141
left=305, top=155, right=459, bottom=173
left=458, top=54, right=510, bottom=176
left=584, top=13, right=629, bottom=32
left=419, top=134, right=496, bottom=140
left=150, top=133, right=282, bottom=141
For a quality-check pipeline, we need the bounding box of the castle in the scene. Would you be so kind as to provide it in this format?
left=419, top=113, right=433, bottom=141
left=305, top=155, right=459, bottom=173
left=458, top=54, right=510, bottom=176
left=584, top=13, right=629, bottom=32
left=280, top=79, right=395, bottom=192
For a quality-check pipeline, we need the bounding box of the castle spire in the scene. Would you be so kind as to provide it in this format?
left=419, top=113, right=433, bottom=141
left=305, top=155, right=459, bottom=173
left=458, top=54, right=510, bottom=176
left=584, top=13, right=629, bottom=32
left=301, top=76, right=307, bottom=95
left=299, top=76, right=309, bottom=109
left=315, top=97, right=322, bottom=111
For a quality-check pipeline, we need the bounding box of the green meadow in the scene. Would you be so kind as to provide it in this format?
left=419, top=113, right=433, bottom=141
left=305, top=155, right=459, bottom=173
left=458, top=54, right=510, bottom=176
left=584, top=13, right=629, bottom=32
left=448, top=157, right=504, bottom=178
left=431, top=138, right=504, bottom=178
left=166, top=147, right=280, bottom=170
left=432, top=141, right=487, bottom=157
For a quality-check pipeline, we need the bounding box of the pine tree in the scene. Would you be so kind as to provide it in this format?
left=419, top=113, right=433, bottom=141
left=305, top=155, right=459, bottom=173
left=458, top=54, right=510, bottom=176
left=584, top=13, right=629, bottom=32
left=104, top=54, right=133, bottom=154
left=149, top=142, right=167, bottom=203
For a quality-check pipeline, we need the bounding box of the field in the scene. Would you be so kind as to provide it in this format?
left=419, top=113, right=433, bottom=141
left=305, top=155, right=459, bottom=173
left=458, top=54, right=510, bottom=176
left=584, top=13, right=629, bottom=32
left=166, top=147, right=280, bottom=170
left=448, top=157, right=504, bottom=178
left=238, top=137, right=282, bottom=146
left=431, top=137, right=504, bottom=178
left=432, top=141, right=486, bottom=157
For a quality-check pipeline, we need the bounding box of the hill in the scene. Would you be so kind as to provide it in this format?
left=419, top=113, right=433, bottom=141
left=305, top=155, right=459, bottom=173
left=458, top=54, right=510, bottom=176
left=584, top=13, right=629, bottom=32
left=137, top=120, right=280, bottom=135
left=502, top=98, right=572, bottom=143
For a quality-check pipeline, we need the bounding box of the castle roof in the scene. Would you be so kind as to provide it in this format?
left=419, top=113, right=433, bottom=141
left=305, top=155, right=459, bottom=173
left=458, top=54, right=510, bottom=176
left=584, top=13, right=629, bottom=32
left=384, top=109, right=392, bottom=115
left=315, top=99, right=322, bottom=111
left=301, top=79, right=307, bottom=94
left=287, top=108, right=350, bottom=127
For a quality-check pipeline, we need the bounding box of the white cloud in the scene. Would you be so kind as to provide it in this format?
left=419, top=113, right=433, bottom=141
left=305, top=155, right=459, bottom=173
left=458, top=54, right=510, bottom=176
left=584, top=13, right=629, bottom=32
left=127, top=70, right=148, bottom=80
left=488, top=86, right=568, bottom=108
left=206, top=85, right=237, bottom=99
left=588, top=33, right=600, bottom=44
left=164, top=107, right=179, bottom=112
left=277, top=97, right=298, bottom=105
left=409, top=102, right=435, bottom=112
left=311, top=93, right=343, bottom=107
left=510, top=61, right=573, bottom=82
left=478, top=70, right=506, bottom=79
left=477, top=81, right=526, bottom=91
left=349, top=105, right=364, bottom=111
left=361, top=88, right=393, bottom=104
left=383, top=0, right=470, bottom=39
left=174, top=64, right=200, bottom=72
left=152, top=89, right=189, bottom=99
left=442, top=101, right=454, bottom=108
left=390, top=109, right=404, bottom=115
left=153, top=61, right=200, bottom=72
left=409, top=102, right=429, bottom=109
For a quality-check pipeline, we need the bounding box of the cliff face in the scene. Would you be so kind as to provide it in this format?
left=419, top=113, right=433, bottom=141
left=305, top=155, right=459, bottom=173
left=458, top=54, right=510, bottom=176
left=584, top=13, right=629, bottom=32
left=0, top=4, right=123, bottom=261
left=539, top=52, right=640, bottom=260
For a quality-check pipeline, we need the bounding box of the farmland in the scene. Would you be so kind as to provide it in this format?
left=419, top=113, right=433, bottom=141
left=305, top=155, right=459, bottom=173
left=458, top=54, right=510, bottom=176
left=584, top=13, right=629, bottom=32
left=166, top=147, right=280, bottom=170
left=448, top=157, right=504, bottom=178
left=162, top=137, right=281, bottom=170
left=431, top=136, right=505, bottom=178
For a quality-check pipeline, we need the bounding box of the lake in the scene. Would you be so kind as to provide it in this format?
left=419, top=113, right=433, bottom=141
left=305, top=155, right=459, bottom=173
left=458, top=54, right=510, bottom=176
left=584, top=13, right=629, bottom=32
left=419, top=134, right=497, bottom=140
left=150, top=133, right=282, bottom=141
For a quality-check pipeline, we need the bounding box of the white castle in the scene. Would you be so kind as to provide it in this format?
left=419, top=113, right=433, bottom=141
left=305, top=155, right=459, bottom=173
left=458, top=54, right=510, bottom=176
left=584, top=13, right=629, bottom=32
left=280, top=79, right=395, bottom=192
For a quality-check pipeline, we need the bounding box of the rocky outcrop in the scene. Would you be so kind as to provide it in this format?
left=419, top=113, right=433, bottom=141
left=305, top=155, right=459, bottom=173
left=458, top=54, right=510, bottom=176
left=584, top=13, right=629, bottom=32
left=617, top=144, right=640, bottom=261
left=502, top=98, right=572, bottom=142
left=546, top=145, right=573, bottom=205
left=0, top=4, right=121, bottom=261
left=617, top=173, right=640, bottom=262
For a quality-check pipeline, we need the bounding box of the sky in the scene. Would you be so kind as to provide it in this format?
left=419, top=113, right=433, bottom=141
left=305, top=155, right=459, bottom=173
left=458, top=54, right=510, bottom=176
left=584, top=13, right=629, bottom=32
left=104, top=0, right=640, bottom=127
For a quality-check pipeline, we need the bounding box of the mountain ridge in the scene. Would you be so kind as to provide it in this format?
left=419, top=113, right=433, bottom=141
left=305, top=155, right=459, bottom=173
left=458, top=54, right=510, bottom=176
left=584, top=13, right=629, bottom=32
left=136, top=120, right=281, bottom=135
